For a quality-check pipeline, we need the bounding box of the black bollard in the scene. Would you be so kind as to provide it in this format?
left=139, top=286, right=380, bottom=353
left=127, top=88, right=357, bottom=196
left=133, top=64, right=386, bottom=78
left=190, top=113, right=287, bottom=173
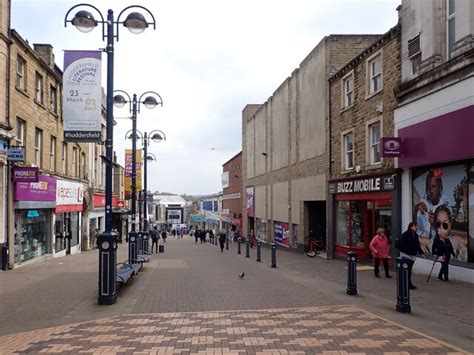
left=237, top=238, right=241, bottom=254
left=256, top=240, right=262, bottom=262
left=128, top=231, right=138, bottom=264
left=346, top=251, right=357, bottom=295
left=396, top=257, right=411, bottom=313
left=226, top=237, right=229, bottom=250
left=271, top=243, right=277, bottom=268
left=246, top=240, right=250, bottom=258
left=97, top=231, right=117, bottom=305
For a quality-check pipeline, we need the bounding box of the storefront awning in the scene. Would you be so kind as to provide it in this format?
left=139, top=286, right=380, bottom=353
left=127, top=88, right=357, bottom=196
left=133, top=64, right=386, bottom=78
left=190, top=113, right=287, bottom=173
left=190, top=214, right=206, bottom=223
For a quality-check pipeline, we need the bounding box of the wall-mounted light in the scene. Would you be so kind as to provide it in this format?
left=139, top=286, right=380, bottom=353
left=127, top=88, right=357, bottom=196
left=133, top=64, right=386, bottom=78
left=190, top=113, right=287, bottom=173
left=355, top=165, right=362, bottom=174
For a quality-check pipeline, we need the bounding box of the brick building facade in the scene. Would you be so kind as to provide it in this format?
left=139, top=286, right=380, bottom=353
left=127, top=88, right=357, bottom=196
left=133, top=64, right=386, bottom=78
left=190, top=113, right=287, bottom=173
left=328, top=25, right=401, bottom=259
left=242, top=34, right=383, bottom=251
left=221, top=151, right=242, bottom=233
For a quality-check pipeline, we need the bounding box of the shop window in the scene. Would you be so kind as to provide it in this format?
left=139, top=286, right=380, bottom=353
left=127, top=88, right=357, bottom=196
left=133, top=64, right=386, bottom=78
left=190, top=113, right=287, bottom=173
left=336, top=201, right=350, bottom=247
left=351, top=201, right=365, bottom=248
left=14, top=210, right=51, bottom=263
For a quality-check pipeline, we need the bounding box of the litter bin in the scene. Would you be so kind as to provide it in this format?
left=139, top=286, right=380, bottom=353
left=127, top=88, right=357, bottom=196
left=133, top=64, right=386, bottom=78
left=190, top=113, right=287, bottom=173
left=2, top=245, right=9, bottom=271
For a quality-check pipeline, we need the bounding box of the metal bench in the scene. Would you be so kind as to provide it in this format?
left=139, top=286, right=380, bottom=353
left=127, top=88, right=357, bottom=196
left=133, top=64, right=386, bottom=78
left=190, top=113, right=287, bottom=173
left=138, top=250, right=151, bottom=263
left=116, top=262, right=135, bottom=284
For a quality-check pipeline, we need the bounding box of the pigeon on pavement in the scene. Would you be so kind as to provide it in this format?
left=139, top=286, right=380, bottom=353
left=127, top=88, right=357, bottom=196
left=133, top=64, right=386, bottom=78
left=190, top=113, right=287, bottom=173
left=238, top=272, right=245, bottom=279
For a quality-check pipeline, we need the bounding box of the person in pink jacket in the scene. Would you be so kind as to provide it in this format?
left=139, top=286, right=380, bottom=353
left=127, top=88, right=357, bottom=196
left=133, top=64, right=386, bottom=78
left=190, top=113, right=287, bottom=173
left=369, top=228, right=392, bottom=278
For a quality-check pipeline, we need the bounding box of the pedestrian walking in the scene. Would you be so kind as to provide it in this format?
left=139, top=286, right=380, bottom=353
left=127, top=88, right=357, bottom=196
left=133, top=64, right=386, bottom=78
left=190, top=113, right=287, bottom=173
left=209, top=230, right=214, bottom=244
left=151, top=226, right=159, bottom=253
left=431, top=205, right=455, bottom=281
left=219, top=229, right=226, bottom=252
left=369, top=228, right=392, bottom=279
left=180, top=228, right=185, bottom=239
left=161, top=230, right=167, bottom=243
left=398, top=222, right=424, bottom=289
left=195, top=229, right=200, bottom=243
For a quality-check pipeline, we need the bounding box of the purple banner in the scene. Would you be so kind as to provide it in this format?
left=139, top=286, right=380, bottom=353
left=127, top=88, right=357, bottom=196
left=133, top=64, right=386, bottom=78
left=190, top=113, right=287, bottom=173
left=381, top=137, right=402, bottom=157
left=14, top=174, right=56, bottom=201
left=12, top=167, right=39, bottom=182
left=398, top=105, right=474, bottom=168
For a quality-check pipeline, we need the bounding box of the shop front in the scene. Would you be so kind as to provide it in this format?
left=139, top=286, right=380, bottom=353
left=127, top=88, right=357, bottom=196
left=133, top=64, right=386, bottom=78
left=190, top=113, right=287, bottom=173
left=328, top=173, right=399, bottom=259
left=54, top=180, right=84, bottom=256
left=13, top=174, right=56, bottom=265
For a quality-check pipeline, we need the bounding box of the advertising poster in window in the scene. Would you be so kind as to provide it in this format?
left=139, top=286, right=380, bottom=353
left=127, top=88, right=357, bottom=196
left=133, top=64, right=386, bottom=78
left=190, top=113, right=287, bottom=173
left=124, top=149, right=142, bottom=199
left=63, top=50, right=102, bottom=142
left=246, top=186, right=254, bottom=217
left=274, top=221, right=290, bottom=247
left=412, top=164, right=470, bottom=262
left=292, top=224, right=298, bottom=249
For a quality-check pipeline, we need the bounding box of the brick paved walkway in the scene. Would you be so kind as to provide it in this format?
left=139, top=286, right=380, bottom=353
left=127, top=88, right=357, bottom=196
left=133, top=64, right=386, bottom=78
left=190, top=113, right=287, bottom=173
left=0, top=237, right=472, bottom=354
left=0, top=305, right=468, bottom=354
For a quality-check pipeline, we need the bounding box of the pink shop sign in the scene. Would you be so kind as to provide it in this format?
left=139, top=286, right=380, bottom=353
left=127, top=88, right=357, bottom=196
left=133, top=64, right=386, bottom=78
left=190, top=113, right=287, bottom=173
left=14, top=174, right=57, bottom=201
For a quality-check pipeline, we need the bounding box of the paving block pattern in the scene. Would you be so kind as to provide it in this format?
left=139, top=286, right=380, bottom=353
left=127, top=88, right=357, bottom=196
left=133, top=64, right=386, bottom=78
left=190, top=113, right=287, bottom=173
left=0, top=305, right=469, bottom=354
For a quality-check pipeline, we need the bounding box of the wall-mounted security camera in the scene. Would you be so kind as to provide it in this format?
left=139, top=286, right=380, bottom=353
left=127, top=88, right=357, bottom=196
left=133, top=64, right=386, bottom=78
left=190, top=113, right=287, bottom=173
left=355, top=165, right=362, bottom=173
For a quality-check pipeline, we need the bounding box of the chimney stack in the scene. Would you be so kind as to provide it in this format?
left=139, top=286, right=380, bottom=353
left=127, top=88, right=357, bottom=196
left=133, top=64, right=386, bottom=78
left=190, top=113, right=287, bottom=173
left=33, top=43, right=55, bottom=68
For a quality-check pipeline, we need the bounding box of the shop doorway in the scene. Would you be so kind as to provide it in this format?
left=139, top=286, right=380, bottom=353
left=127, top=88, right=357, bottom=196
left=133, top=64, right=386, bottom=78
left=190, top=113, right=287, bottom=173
left=307, top=201, right=326, bottom=247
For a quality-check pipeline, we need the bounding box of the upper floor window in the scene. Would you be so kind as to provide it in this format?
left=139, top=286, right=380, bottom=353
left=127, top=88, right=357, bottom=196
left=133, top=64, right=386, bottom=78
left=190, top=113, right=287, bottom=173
left=62, top=142, right=67, bottom=175
left=16, top=56, right=26, bottom=90
left=343, top=132, right=354, bottom=170
left=50, top=136, right=57, bottom=172
left=72, top=147, right=78, bottom=177
left=16, top=118, right=26, bottom=146
left=368, top=121, right=381, bottom=165
left=35, top=128, right=43, bottom=168
left=447, top=0, right=456, bottom=59
left=342, top=73, right=354, bottom=108
left=367, top=54, right=382, bottom=95
left=80, top=152, right=86, bottom=179
left=35, top=72, right=44, bottom=104
left=50, top=86, right=57, bottom=114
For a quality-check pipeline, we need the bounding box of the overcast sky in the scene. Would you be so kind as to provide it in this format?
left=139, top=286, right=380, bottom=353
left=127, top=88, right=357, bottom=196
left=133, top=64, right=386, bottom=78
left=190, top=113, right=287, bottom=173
left=11, top=0, right=400, bottom=195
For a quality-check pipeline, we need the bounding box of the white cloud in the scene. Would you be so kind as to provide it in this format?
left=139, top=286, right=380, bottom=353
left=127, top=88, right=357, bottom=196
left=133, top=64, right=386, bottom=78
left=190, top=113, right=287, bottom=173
left=11, top=0, right=400, bottom=194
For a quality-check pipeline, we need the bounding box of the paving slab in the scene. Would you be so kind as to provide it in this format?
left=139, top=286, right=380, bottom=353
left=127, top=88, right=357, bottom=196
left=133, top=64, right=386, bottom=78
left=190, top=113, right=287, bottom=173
left=0, top=236, right=472, bottom=354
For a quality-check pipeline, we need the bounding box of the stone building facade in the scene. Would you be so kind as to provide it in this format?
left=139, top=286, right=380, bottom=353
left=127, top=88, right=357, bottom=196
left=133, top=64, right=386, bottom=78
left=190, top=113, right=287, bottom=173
left=242, top=34, right=382, bottom=252
left=0, top=0, right=11, bottom=268
left=328, top=25, right=401, bottom=259
left=221, top=151, right=242, bottom=233
left=394, top=0, right=474, bottom=282
left=6, top=30, right=89, bottom=267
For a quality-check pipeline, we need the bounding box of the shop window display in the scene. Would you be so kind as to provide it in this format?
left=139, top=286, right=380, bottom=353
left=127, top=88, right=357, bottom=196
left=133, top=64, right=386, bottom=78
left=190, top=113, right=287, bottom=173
left=14, top=210, right=51, bottom=263
left=412, top=163, right=471, bottom=262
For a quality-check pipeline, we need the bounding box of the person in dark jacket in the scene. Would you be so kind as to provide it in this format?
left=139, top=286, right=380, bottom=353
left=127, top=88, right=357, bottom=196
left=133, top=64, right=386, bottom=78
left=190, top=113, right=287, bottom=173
left=151, top=226, right=159, bottom=253
left=431, top=205, right=455, bottom=281
left=398, top=222, right=424, bottom=289
left=218, top=229, right=227, bottom=252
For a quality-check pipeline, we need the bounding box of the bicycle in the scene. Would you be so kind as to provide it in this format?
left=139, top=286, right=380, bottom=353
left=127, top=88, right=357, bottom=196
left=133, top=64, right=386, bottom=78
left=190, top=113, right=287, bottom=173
left=305, top=236, right=326, bottom=257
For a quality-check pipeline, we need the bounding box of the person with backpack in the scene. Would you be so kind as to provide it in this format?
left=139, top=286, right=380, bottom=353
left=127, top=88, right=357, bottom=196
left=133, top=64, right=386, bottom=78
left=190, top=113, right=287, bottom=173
left=151, top=226, right=159, bottom=254
left=398, top=222, right=424, bottom=289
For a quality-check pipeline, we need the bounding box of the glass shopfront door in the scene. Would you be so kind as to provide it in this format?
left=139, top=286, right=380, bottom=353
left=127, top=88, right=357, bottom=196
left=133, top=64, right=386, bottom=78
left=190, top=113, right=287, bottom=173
left=335, top=194, right=392, bottom=258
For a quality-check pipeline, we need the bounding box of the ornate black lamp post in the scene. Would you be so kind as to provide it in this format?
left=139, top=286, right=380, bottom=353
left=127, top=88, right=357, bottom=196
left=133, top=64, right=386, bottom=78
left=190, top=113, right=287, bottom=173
left=115, top=92, right=163, bottom=262
left=65, top=3, right=156, bottom=305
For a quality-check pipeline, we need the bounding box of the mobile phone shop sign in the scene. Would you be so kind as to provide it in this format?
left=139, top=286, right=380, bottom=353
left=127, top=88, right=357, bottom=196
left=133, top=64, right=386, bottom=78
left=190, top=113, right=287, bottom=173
left=329, top=175, right=396, bottom=194
left=12, top=167, right=39, bottom=182
left=63, top=50, right=102, bottom=142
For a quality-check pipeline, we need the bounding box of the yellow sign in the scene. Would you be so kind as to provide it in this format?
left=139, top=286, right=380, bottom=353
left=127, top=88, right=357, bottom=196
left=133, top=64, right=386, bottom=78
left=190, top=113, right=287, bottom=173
left=124, top=149, right=142, bottom=199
